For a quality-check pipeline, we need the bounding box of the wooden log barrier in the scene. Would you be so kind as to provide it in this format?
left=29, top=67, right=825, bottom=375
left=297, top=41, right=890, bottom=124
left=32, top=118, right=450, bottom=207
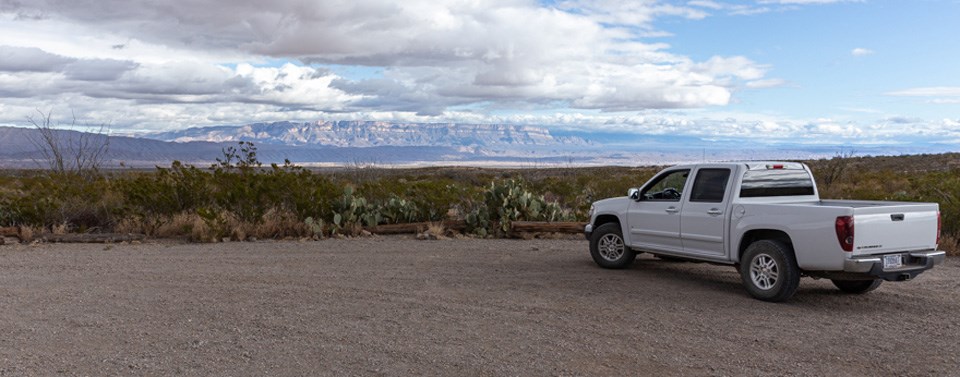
left=364, top=220, right=467, bottom=235
left=510, top=221, right=588, bottom=234
left=0, top=226, right=20, bottom=242
left=41, top=233, right=146, bottom=244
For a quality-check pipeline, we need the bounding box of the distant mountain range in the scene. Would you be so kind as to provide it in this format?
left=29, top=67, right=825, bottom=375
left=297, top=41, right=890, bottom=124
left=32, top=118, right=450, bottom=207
left=0, top=121, right=594, bottom=168
left=148, top=121, right=588, bottom=148
left=2, top=120, right=957, bottom=168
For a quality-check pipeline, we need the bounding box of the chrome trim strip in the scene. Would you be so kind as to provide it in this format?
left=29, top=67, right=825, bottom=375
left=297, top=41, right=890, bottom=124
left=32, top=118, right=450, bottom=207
left=910, top=250, right=946, bottom=264
left=843, top=257, right=881, bottom=273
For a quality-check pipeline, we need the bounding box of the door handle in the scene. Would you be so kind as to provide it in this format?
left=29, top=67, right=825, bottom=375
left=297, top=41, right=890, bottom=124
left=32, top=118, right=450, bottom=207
left=665, top=207, right=679, bottom=214
left=707, top=208, right=723, bottom=216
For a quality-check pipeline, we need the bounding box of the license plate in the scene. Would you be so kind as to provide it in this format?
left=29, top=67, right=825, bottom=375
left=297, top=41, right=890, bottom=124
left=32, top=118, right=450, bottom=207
left=883, top=254, right=903, bottom=270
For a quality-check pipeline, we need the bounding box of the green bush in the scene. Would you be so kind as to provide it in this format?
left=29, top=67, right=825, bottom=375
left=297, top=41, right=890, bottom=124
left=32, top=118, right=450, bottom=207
left=1, top=146, right=955, bottom=251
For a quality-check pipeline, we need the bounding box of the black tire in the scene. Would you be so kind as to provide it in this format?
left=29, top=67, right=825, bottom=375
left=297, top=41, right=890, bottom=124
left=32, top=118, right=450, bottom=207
left=589, top=223, right=636, bottom=269
left=739, top=240, right=801, bottom=302
left=831, top=279, right=882, bottom=294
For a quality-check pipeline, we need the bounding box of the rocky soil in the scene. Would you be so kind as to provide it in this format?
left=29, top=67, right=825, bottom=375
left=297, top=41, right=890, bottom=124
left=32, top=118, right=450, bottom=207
left=1, top=237, right=957, bottom=376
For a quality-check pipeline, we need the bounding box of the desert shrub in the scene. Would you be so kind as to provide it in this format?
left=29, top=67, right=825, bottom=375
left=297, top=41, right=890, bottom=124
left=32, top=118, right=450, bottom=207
left=152, top=212, right=201, bottom=239
left=0, top=172, right=118, bottom=231
left=206, top=157, right=340, bottom=224
left=330, top=186, right=381, bottom=234
left=358, top=177, right=475, bottom=222
left=464, top=203, right=491, bottom=237
left=466, top=178, right=574, bottom=236
left=3, top=149, right=957, bottom=243
left=912, top=170, right=960, bottom=250
left=116, top=161, right=211, bottom=217
left=255, top=208, right=309, bottom=239
left=115, top=154, right=340, bottom=233
left=404, top=180, right=474, bottom=221
left=265, top=164, right=339, bottom=220
left=380, top=195, right=420, bottom=224
left=524, top=167, right=656, bottom=220
left=0, top=197, right=20, bottom=226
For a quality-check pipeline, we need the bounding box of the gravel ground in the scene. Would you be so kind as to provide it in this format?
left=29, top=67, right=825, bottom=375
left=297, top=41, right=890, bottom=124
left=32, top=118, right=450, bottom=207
left=0, top=237, right=957, bottom=376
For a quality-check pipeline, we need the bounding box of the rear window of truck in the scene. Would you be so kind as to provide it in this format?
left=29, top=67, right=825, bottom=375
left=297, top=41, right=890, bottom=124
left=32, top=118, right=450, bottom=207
left=739, top=170, right=815, bottom=197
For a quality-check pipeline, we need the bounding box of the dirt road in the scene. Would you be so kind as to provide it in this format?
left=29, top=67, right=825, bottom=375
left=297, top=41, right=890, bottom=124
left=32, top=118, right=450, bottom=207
left=1, top=237, right=957, bottom=376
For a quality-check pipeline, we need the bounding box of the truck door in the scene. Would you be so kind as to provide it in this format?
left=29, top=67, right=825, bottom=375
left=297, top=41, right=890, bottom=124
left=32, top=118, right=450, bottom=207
left=680, top=167, right=733, bottom=257
left=627, top=169, right=690, bottom=253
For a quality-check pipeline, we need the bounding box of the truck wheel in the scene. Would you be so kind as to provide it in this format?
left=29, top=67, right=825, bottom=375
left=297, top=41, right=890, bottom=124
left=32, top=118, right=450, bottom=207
left=740, top=240, right=800, bottom=302
left=589, top=223, right=636, bottom=269
left=831, top=279, right=882, bottom=294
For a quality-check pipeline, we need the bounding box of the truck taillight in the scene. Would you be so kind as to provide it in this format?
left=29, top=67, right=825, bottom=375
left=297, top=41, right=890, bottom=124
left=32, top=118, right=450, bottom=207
left=937, top=211, right=941, bottom=245
left=835, top=216, right=854, bottom=252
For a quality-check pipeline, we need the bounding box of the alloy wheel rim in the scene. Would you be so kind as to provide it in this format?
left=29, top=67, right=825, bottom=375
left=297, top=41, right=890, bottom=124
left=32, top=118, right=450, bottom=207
left=598, top=234, right=625, bottom=262
left=750, top=254, right=779, bottom=290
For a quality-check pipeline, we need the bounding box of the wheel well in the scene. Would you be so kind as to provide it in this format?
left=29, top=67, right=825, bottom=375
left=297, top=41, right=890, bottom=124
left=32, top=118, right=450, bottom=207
left=593, top=214, right=620, bottom=228
left=738, top=229, right=793, bottom=261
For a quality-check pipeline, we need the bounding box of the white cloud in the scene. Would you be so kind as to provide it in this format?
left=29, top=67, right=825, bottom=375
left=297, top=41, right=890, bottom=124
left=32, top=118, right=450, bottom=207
left=694, top=56, right=768, bottom=80
left=0, top=45, right=75, bottom=71
left=556, top=0, right=709, bottom=26
left=745, top=78, right=788, bottom=88
left=687, top=1, right=724, bottom=10
left=886, top=87, right=960, bottom=105
left=759, top=0, right=857, bottom=4
left=886, top=87, right=960, bottom=97
left=0, top=0, right=777, bottom=125
left=0, top=0, right=887, bottom=139
left=930, top=98, right=960, bottom=104
left=728, top=6, right=772, bottom=15
left=851, top=47, right=874, bottom=56
left=685, top=1, right=779, bottom=16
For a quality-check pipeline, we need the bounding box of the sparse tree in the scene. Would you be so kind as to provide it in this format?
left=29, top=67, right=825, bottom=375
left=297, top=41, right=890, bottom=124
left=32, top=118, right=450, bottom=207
left=349, top=156, right=381, bottom=182
left=27, top=109, right=110, bottom=177
left=216, top=141, right=261, bottom=171
left=819, top=148, right=857, bottom=188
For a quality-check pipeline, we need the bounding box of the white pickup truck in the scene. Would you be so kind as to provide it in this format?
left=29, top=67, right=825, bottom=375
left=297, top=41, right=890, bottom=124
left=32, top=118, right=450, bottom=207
left=584, top=162, right=946, bottom=302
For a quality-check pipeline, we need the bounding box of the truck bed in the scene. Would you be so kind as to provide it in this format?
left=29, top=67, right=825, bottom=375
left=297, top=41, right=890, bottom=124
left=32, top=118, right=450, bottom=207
left=743, top=200, right=939, bottom=260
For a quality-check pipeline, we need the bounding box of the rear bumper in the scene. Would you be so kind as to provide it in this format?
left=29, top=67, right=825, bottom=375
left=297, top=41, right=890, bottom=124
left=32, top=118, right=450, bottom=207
left=584, top=223, right=593, bottom=240
left=843, top=250, right=946, bottom=281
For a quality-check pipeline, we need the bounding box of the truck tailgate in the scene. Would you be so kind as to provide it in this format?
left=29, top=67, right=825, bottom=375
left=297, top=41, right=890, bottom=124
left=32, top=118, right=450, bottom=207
left=847, top=202, right=939, bottom=256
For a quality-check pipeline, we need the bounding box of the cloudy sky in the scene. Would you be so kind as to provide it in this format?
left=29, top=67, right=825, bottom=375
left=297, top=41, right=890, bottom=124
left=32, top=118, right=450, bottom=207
left=0, top=0, right=958, bottom=146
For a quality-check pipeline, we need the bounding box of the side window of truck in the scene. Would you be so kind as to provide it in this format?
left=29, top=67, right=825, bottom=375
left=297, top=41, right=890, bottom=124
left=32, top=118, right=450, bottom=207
left=690, top=168, right=731, bottom=203
left=641, top=169, right=689, bottom=201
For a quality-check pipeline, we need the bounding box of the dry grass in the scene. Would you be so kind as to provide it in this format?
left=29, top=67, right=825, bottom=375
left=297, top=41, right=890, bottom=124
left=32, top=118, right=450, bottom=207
left=427, top=221, right=445, bottom=236
left=417, top=221, right=449, bottom=240
left=153, top=213, right=201, bottom=239
left=256, top=208, right=307, bottom=239
left=114, top=217, right=145, bottom=234
left=18, top=225, right=36, bottom=242
left=51, top=223, right=68, bottom=235
left=189, top=216, right=217, bottom=243
left=940, top=234, right=959, bottom=256
left=100, top=208, right=321, bottom=242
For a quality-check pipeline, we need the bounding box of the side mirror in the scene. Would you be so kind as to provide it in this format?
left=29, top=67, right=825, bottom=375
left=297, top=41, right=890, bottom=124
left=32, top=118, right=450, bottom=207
left=628, top=188, right=641, bottom=201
